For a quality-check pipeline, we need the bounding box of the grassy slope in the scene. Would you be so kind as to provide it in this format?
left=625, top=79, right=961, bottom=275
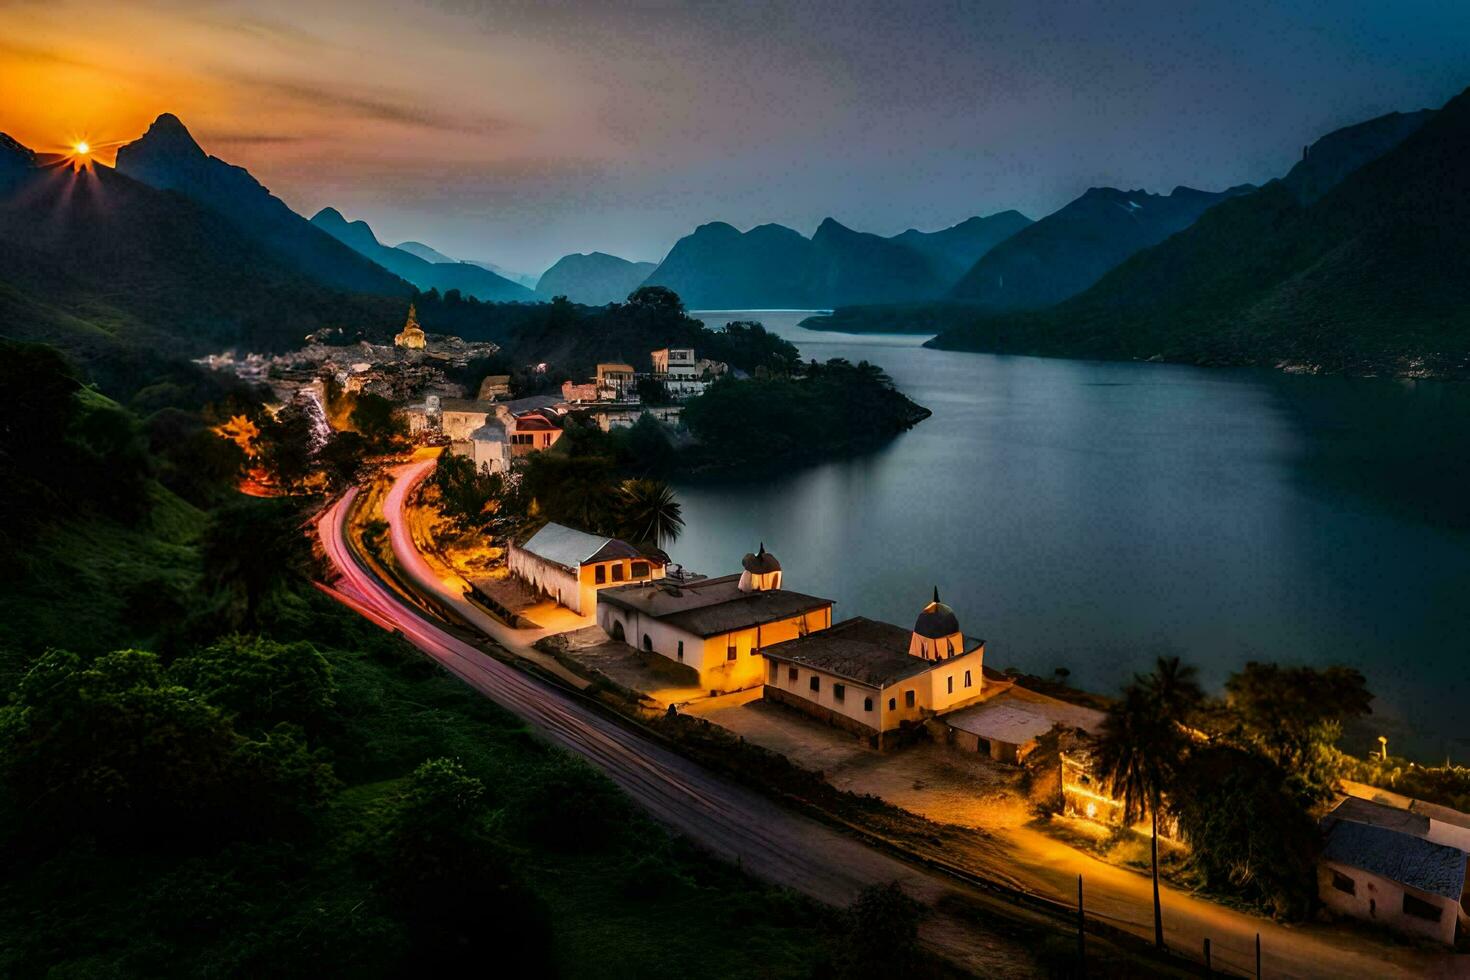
left=0, top=494, right=837, bottom=978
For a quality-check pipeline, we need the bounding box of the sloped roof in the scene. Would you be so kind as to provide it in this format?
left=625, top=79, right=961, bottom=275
left=945, top=702, right=1056, bottom=745
left=761, top=618, right=932, bottom=688
left=598, top=573, right=832, bottom=639
left=1321, top=819, right=1467, bottom=900
left=519, top=523, right=640, bottom=570
left=1325, top=797, right=1431, bottom=838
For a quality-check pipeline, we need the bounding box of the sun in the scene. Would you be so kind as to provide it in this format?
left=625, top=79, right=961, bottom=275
left=74, top=141, right=90, bottom=155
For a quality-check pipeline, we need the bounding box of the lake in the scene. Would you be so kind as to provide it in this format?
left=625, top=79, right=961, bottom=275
left=671, top=311, right=1470, bottom=761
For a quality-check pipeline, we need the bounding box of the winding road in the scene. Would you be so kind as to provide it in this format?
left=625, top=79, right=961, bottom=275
left=317, top=461, right=1462, bottom=979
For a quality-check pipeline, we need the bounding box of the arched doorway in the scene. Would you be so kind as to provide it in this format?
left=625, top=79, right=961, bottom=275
left=610, top=620, right=625, bottom=642
left=642, top=634, right=653, bottom=652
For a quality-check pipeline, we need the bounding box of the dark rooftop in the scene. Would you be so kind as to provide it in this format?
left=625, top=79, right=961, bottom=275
left=1321, top=819, right=1467, bottom=900
left=762, top=617, right=935, bottom=688
left=597, top=573, right=832, bottom=639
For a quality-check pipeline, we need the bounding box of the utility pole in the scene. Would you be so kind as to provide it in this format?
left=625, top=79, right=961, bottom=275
left=1256, top=932, right=1262, bottom=979
left=1076, top=874, right=1086, bottom=978
left=1204, top=937, right=1212, bottom=976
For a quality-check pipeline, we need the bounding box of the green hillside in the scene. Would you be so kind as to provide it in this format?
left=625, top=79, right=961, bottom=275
left=927, top=87, right=1470, bottom=376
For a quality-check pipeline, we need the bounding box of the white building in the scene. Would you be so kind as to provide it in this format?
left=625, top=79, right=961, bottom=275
left=650, top=347, right=725, bottom=400
left=596, top=545, right=834, bottom=693
left=508, top=523, right=665, bottom=616
left=1318, top=798, right=1468, bottom=946
left=760, top=590, right=987, bottom=747
left=469, top=422, right=511, bottom=475
left=438, top=397, right=496, bottom=441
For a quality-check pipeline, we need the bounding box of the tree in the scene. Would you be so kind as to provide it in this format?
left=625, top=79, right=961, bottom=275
left=348, top=393, right=406, bottom=453
left=830, top=883, right=925, bottom=980
left=617, top=478, right=684, bottom=549
left=317, top=429, right=369, bottom=491
left=0, top=648, right=333, bottom=842
left=428, top=451, right=506, bottom=529
left=1224, top=662, right=1372, bottom=799
left=380, top=759, right=553, bottom=973
left=1142, top=655, right=1204, bottom=725
left=1171, top=744, right=1320, bottom=917
left=625, top=284, right=684, bottom=314
left=169, top=635, right=335, bottom=734
left=198, top=498, right=314, bottom=634
left=1092, top=675, right=1194, bottom=949
left=257, top=403, right=316, bottom=491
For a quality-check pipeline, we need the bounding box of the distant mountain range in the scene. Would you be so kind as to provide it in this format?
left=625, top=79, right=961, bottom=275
left=113, top=114, right=408, bottom=297
left=535, top=252, right=656, bottom=305
left=947, top=184, right=1255, bottom=310
left=926, top=100, right=1463, bottom=375
left=395, top=241, right=540, bottom=290
left=641, top=212, right=1030, bottom=309
left=309, top=208, right=535, bottom=302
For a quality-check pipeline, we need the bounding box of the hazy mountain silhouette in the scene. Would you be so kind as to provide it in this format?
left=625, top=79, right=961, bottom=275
left=310, top=208, right=535, bottom=302
left=535, top=252, right=657, bottom=305
left=113, top=114, right=408, bottom=296
left=641, top=214, right=1009, bottom=308
left=928, top=94, right=1468, bottom=375
left=948, top=184, right=1255, bottom=309
left=890, top=211, right=1033, bottom=281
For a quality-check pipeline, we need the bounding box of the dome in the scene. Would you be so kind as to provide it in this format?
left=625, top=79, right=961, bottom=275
left=913, top=586, right=960, bottom=639
left=741, top=542, right=781, bottom=575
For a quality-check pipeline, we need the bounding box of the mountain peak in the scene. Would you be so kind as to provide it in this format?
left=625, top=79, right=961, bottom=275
left=133, top=113, right=205, bottom=156
left=311, top=206, right=347, bottom=226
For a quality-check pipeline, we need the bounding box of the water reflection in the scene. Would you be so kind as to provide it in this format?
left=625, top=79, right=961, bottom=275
left=676, top=312, right=1470, bottom=759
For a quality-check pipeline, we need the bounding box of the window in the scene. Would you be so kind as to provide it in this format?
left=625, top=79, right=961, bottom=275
left=809, top=676, right=820, bottom=693
left=768, top=661, right=777, bottom=682
left=612, top=564, right=625, bottom=582
left=834, top=683, right=845, bottom=703
left=595, top=565, right=607, bottom=584
left=964, top=670, right=972, bottom=688
left=947, top=676, right=953, bottom=694
left=1331, top=871, right=1356, bottom=895
left=1403, top=894, right=1442, bottom=922
left=888, top=697, right=896, bottom=711
left=788, top=667, right=798, bottom=683
left=631, top=561, right=649, bottom=579
left=864, top=697, right=873, bottom=712
left=677, top=640, right=684, bottom=662
left=727, top=643, right=736, bottom=661
left=905, top=690, right=915, bottom=708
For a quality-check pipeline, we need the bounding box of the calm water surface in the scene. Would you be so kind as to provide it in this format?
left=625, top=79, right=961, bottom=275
left=674, top=311, right=1470, bottom=760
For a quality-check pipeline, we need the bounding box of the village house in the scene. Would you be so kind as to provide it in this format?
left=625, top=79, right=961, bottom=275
left=595, top=362, right=638, bottom=400
left=945, top=687, right=1105, bottom=764
left=1318, top=796, right=1469, bottom=946
left=505, top=407, right=563, bottom=455
left=596, top=545, right=834, bottom=692
left=438, top=397, right=497, bottom=442
left=561, top=380, right=600, bottom=403
left=760, top=589, right=987, bottom=746
left=650, top=346, right=726, bottom=399
left=508, top=523, right=666, bottom=616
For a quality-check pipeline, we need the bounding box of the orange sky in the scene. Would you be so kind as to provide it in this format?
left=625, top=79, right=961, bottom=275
left=5, top=0, right=1467, bottom=274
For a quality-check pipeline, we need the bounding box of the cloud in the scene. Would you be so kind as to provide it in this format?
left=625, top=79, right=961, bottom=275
left=205, top=132, right=305, bottom=146
left=0, top=39, right=97, bottom=70
left=225, top=72, right=522, bottom=136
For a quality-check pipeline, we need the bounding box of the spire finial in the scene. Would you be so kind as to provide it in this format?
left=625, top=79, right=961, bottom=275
left=758, top=541, right=766, bottom=556
left=932, top=585, right=940, bottom=605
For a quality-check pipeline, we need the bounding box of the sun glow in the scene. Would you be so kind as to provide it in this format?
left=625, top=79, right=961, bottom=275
left=74, top=141, right=90, bottom=155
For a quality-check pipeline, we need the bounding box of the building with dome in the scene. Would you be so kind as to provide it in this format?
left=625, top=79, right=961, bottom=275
left=760, top=588, right=987, bottom=746
left=596, top=543, right=834, bottom=692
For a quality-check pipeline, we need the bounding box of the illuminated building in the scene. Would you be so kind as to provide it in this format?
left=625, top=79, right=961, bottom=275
left=760, top=589, right=987, bottom=747
left=597, top=545, right=835, bottom=692
left=509, top=523, right=666, bottom=616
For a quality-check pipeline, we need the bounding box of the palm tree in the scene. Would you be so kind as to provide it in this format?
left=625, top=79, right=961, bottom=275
left=617, top=478, right=685, bottom=549
left=1143, top=655, right=1204, bottom=725
left=1092, top=685, right=1185, bottom=949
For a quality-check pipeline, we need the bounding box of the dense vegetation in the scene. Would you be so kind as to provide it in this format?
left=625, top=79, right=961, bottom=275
left=925, top=86, right=1470, bottom=377
left=0, top=340, right=859, bottom=978
left=680, top=358, right=930, bottom=473
left=1091, top=657, right=1376, bottom=920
